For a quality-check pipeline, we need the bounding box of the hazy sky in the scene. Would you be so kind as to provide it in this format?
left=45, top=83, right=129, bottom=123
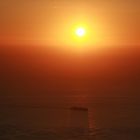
left=0, top=0, right=140, bottom=46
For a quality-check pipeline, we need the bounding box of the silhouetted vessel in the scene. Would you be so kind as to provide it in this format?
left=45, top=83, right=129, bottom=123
left=70, top=107, right=88, bottom=111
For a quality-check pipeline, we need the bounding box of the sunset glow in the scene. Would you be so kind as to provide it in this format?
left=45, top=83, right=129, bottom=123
left=0, top=1, right=140, bottom=139
left=1, top=0, right=139, bottom=47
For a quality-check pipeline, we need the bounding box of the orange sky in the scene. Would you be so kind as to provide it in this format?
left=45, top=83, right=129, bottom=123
left=0, top=0, right=140, bottom=46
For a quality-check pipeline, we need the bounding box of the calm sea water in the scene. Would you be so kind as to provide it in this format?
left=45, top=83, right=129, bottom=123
left=0, top=96, right=140, bottom=140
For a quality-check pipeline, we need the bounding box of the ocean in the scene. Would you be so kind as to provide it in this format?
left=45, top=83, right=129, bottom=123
left=0, top=96, right=140, bottom=140
left=1, top=45, right=140, bottom=139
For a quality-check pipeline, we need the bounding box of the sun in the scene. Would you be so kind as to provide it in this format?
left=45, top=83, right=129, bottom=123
left=75, top=27, right=86, bottom=37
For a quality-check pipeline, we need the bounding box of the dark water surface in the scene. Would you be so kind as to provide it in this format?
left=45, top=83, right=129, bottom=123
left=0, top=97, right=140, bottom=140
left=1, top=45, right=140, bottom=139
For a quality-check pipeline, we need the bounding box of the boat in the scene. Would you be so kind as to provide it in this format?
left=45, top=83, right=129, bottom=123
left=70, top=107, right=88, bottom=111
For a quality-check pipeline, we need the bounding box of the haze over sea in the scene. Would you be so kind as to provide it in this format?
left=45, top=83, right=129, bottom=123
left=1, top=45, right=140, bottom=140
left=1, top=0, right=140, bottom=139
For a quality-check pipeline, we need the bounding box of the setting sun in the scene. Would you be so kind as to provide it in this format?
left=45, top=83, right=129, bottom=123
left=75, top=28, right=86, bottom=37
